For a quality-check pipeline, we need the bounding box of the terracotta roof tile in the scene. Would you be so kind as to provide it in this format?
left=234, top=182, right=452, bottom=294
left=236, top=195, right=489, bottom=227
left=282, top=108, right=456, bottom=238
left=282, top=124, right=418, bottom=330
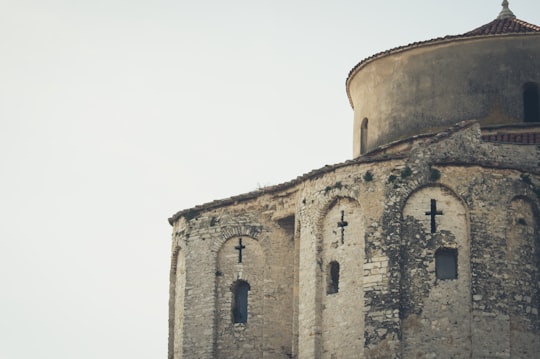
left=465, top=17, right=540, bottom=36
left=481, top=132, right=540, bottom=144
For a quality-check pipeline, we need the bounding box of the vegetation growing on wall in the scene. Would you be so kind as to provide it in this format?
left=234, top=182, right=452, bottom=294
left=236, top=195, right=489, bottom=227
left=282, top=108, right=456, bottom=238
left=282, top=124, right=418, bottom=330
left=401, top=166, right=412, bottom=179
left=363, top=171, right=374, bottom=182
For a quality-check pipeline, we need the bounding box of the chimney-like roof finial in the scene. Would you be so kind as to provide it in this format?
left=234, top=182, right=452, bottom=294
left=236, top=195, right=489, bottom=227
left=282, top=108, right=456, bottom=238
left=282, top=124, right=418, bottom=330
left=498, top=0, right=516, bottom=19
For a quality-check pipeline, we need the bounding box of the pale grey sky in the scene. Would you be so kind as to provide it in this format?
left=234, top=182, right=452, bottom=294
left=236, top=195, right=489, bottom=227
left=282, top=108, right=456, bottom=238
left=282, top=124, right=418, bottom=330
left=1, top=1, right=539, bottom=358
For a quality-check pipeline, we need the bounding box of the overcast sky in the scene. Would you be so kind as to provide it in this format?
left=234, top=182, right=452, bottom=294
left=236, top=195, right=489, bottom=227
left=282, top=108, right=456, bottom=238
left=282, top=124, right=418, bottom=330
left=1, top=1, right=539, bottom=358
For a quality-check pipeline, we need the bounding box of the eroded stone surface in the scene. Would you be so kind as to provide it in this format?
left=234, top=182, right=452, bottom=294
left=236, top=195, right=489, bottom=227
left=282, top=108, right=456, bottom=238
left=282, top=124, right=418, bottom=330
left=168, top=124, right=540, bottom=358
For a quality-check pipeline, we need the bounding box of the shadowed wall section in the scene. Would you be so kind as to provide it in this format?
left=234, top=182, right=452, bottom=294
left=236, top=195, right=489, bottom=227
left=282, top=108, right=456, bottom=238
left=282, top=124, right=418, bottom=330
left=508, top=197, right=540, bottom=357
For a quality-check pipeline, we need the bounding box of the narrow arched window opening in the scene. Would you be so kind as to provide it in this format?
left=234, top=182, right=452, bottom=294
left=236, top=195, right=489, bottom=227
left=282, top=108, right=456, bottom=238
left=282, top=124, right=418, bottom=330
left=327, top=261, right=340, bottom=294
left=523, top=82, right=539, bottom=123
left=360, top=118, right=368, bottom=154
left=231, top=280, right=250, bottom=323
left=435, top=248, right=457, bottom=280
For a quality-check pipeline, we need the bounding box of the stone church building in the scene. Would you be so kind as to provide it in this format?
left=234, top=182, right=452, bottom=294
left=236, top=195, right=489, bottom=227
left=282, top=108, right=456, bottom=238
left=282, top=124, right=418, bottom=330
left=168, top=2, right=540, bottom=358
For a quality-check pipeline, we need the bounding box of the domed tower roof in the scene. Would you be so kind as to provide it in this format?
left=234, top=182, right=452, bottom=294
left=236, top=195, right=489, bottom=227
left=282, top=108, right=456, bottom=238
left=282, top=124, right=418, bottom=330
left=347, top=1, right=540, bottom=158
left=347, top=1, right=540, bottom=95
left=466, top=1, right=540, bottom=36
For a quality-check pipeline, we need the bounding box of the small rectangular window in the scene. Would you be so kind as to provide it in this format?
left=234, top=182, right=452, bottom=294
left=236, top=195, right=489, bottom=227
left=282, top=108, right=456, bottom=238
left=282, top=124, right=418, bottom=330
left=232, top=280, right=250, bottom=323
left=327, top=261, right=340, bottom=294
left=524, top=82, right=540, bottom=123
left=436, top=248, right=457, bottom=280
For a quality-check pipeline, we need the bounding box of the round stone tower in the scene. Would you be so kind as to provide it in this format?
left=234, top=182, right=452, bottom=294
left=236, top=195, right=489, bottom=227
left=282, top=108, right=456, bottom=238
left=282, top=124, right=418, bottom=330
left=168, top=3, right=540, bottom=358
left=348, top=1, right=540, bottom=157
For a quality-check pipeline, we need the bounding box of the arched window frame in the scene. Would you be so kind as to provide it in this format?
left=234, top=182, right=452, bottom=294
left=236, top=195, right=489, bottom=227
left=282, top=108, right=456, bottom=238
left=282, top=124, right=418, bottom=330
left=360, top=118, right=368, bottom=154
left=327, top=261, right=340, bottom=294
left=231, top=280, right=250, bottom=324
left=523, top=82, right=539, bottom=123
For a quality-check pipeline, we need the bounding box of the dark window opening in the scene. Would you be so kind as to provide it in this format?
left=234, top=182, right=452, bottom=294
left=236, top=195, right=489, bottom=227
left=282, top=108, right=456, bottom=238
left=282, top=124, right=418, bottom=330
left=327, top=261, right=340, bottom=294
left=360, top=118, right=368, bottom=154
left=435, top=248, right=457, bottom=280
left=523, top=82, right=539, bottom=123
left=232, top=280, right=250, bottom=323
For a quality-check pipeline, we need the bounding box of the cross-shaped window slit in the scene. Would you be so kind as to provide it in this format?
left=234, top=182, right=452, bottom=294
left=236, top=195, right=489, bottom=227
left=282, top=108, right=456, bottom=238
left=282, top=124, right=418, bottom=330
left=337, top=210, right=348, bottom=244
left=234, top=238, right=246, bottom=263
left=425, top=199, right=443, bottom=233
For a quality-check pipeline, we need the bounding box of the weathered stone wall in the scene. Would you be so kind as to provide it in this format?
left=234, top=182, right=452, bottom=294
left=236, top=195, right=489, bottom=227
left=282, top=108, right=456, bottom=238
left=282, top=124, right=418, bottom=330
left=169, top=195, right=297, bottom=358
left=508, top=197, right=540, bottom=358
left=401, top=185, right=471, bottom=358
left=169, top=246, right=185, bottom=358
left=295, top=161, right=394, bottom=358
left=215, top=235, right=265, bottom=358
left=320, top=198, right=364, bottom=359
left=169, top=122, right=540, bottom=358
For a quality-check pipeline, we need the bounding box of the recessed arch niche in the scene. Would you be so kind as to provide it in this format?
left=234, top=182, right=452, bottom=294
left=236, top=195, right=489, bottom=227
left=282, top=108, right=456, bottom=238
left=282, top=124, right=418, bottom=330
left=401, top=185, right=471, bottom=358
left=318, top=197, right=364, bottom=358
left=214, top=236, right=264, bottom=358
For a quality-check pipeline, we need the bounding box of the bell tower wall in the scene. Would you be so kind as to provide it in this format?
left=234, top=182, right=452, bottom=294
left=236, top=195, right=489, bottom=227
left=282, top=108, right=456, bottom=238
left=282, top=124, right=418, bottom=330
left=348, top=34, right=540, bottom=157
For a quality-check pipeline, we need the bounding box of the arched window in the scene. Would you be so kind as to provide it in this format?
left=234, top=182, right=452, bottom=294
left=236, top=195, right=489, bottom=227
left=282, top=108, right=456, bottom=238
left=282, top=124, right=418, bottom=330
left=435, top=248, right=457, bottom=280
left=523, top=82, right=539, bottom=123
left=360, top=118, right=368, bottom=154
left=231, top=280, right=250, bottom=323
left=327, top=261, right=340, bottom=294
